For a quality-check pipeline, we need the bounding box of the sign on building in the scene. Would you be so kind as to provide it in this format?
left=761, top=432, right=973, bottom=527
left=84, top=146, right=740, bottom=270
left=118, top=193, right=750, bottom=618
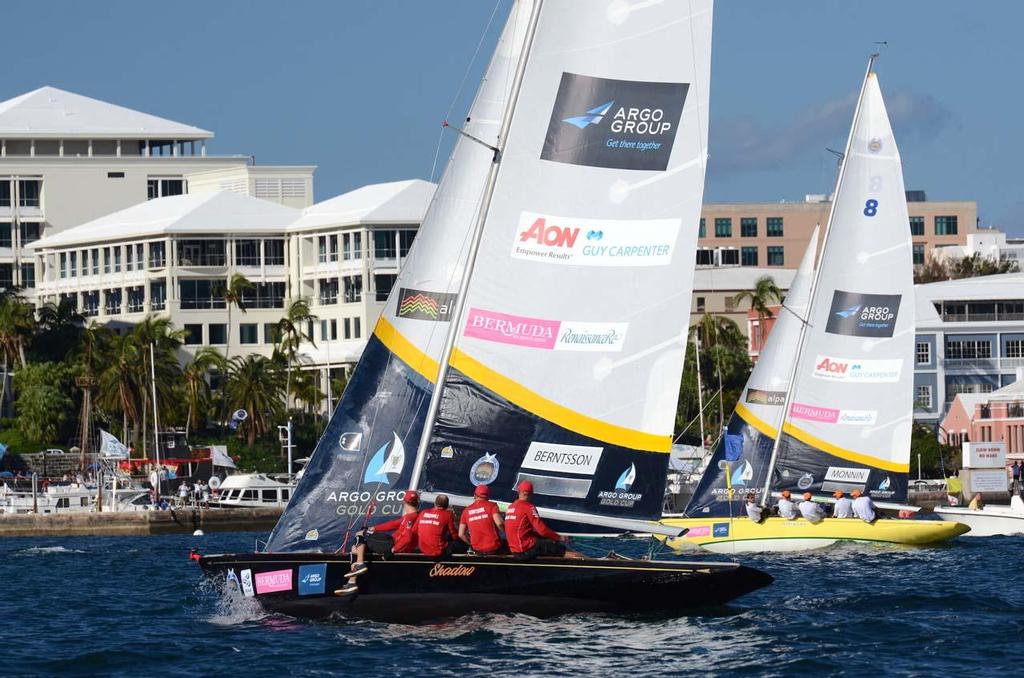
left=968, top=469, right=1009, bottom=494
left=962, top=441, right=1006, bottom=469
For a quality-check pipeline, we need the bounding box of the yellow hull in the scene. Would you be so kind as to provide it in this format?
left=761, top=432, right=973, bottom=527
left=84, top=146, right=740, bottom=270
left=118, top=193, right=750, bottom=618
left=658, top=517, right=970, bottom=554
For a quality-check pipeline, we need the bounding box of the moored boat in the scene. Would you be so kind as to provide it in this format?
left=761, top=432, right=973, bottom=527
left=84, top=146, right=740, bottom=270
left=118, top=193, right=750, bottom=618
left=933, top=496, right=1024, bottom=537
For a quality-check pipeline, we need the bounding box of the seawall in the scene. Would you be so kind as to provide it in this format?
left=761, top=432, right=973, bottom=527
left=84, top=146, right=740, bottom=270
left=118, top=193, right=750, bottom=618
left=0, top=507, right=282, bottom=538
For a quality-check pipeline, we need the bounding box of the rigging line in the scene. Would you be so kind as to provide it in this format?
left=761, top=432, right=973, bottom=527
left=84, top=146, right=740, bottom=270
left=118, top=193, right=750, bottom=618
left=429, top=0, right=505, bottom=182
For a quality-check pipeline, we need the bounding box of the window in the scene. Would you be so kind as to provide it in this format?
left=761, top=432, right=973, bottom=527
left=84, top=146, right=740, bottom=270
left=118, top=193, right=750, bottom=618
left=916, top=342, right=931, bottom=365
left=208, top=323, right=227, bottom=345
left=264, top=323, right=281, bottom=345
left=318, top=236, right=328, bottom=264
left=125, top=244, right=134, bottom=272
left=696, top=296, right=706, bottom=312
left=374, top=230, right=397, bottom=258
left=150, top=281, right=166, bottom=311
left=718, top=249, right=739, bottom=266
left=912, top=244, right=925, bottom=265
left=58, top=292, right=77, bottom=312
left=104, top=289, right=122, bottom=314
left=916, top=385, right=932, bottom=409
left=179, top=279, right=226, bottom=310
left=0, top=181, right=10, bottom=207
left=127, top=286, right=145, bottom=313
left=329, top=235, right=339, bottom=262
left=0, top=264, right=12, bottom=290
left=935, top=215, right=958, bottom=236
left=318, top=278, right=339, bottom=305
left=136, top=244, right=145, bottom=271
left=740, top=218, right=757, bottom=238
left=320, top=319, right=338, bottom=341
left=741, top=247, right=758, bottom=267
left=725, top=297, right=735, bottom=312
left=946, top=339, right=992, bottom=360
left=374, top=274, right=397, bottom=302
left=59, top=252, right=67, bottom=279
left=19, top=222, right=40, bottom=245
left=399, top=230, right=416, bottom=257
left=343, top=275, right=362, bottom=303
left=695, top=249, right=713, bottom=266
left=103, top=248, right=111, bottom=274
left=91, top=248, right=99, bottom=275
left=149, top=242, right=166, bottom=268
left=0, top=222, right=11, bottom=247
left=1006, top=339, right=1024, bottom=358
left=20, top=263, right=34, bottom=288
left=184, top=324, right=204, bottom=345
left=766, top=217, right=784, bottom=237
left=239, top=324, right=258, bottom=345
left=113, top=247, right=122, bottom=273
left=909, top=216, right=925, bottom=236
left=69, top=251, right=77, bottom=277
left=767, top=246, right=784, bottom=266
left=354, top=317, right=361, bottom=339
left=240, top=282, right=285, bottom=309
left=714, top=218, right=732, bottom=238
left=698, top=218, right=706, bottom=238
left=18, top=179, right=42, bottom=207
left=177, top=240, right=225, bottom=267
left=82, top=291, right=99, bottom=317
left=344, top=318, right=352, bottom=340
left=344, top=232, right=362, bottom=260
left=147, top=177, right=184, bottom=200
left=265, top=239, right=285, bottom=266
left=235, top=239, right=260, bottom=266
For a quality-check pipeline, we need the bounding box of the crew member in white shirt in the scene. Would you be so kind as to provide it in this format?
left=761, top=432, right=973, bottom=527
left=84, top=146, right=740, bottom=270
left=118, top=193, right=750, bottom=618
left=744, top=493, right=764, bottom=523
left=832, top=490, right=854, bottom=518
left=777, top=490, right=798, bottom=520
left=798, top=491, right=825, bottom=524
left=851, top=489, right=876, bottom=523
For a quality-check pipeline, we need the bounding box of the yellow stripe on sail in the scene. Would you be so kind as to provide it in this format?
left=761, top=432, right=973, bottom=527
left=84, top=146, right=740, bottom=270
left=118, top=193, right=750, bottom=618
left=734, top=402, right=909, bottom=473
left=373, top=317, right=439, bottom=384
left=450, top=349, right=671, bottom=453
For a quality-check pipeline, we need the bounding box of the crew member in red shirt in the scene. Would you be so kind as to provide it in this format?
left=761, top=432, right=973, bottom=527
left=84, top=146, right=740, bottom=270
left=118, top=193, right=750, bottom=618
left=416, top=494, right=465, bottom=557
left=458, top=484, right=505, bottom=555
left=336, top=489, right=420, bottom=596
left=505, top=480, right=583, bottom=559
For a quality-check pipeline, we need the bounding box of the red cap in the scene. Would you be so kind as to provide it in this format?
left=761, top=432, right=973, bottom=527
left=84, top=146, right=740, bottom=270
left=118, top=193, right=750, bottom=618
left=474, top=484, right=490, bottom=498
left=517, top=480, right=534, bottom=493
left=402, top=490, right=420, bottom=504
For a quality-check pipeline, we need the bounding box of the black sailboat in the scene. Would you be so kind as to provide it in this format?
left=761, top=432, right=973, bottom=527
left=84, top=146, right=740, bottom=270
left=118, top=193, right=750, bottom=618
left=198, top=0, right=772, bottom=621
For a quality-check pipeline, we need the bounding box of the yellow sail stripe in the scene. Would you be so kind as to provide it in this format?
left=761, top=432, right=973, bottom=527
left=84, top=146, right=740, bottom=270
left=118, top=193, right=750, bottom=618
left=735, top=402, right=909, bottom=473
left=373, top=317, right=439, bottom=383
left=451, top=349, right=672, bottom=453
left=373, top=317, right=671, bottom=452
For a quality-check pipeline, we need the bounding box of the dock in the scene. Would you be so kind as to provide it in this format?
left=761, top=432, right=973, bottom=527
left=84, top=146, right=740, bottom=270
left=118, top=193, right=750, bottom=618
left=0, top=507, right=283, bottom=538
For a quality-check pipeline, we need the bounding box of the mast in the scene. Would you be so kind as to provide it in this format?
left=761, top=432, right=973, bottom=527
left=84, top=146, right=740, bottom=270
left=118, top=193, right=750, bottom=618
left=408, top=0, right=544, bottom=491
left=149, top=342, right=161, bottom=502
left=694, top=331, right=707, bottom=452
left=759, top=54, right=878, bottom=506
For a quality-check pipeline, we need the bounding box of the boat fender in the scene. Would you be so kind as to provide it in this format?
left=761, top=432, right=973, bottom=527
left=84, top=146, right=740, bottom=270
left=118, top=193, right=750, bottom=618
left=188, top=548, right=201, bottom=562
left=208, top=476, right=222, bottom=490
left=193, top=529, right=205, bottom=536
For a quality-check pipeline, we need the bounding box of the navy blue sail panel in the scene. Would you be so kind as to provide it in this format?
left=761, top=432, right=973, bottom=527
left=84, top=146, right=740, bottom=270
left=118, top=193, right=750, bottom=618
left=265, top=334, right=431, bottom=553
left=684, top=408, right=775, bottom=517
left=421, top=369, right=669, bottom=522
left=769, top=433, right=908, bottom=504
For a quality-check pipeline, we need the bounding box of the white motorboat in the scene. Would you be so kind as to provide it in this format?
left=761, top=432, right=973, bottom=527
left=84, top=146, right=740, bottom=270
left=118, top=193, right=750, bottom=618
left=209, top=473, right=294, bottom=509
left=933, top=496, right=1024, bottom=536
left=0, top=481, right=151, bottom=515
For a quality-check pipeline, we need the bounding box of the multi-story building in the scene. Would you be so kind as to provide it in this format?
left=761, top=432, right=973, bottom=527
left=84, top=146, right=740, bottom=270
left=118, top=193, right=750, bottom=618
left=0, top=86, right=313, bottom=292
left=932, top=228, right=1024, bottom=267
left=940, top=378, right=1024, bottom=459
left=913, top=272, right=1024, bottom=427
left=697, top=192, right=977, bottom=271
left=689, top=266, right=797, bottom=345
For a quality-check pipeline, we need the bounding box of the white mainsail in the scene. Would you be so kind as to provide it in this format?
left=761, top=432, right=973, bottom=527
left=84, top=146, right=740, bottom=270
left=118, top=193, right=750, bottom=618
left=769, top=65, right=915, bottom=502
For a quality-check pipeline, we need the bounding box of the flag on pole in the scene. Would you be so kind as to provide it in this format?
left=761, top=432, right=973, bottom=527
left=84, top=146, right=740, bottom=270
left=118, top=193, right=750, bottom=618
left=0, top=441, right=7, bottom=461
left=210, top=445, right=237, bottom=469
left=98, top=430, right=129, bottom=458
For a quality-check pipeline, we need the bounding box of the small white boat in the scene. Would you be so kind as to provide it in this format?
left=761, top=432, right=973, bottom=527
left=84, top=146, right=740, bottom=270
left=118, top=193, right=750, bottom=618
left=210, top=473, right=294, bottom=508
left=933, top=496, right=1024, bottom=536
left=0, top=482, right=151, bottom=515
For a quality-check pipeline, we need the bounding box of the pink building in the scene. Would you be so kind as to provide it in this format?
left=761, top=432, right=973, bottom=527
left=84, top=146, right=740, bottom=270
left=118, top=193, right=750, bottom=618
left=941, top=379, right=1024, bottom=459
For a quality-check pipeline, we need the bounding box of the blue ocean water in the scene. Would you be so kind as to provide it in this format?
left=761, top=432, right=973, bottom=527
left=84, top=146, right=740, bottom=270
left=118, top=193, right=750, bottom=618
left=1, top=532, right=1021, bottom=677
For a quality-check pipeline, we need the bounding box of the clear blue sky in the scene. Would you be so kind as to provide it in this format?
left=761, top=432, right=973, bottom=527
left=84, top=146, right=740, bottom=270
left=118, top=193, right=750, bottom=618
left=2, top=1, right=1020, bottom=232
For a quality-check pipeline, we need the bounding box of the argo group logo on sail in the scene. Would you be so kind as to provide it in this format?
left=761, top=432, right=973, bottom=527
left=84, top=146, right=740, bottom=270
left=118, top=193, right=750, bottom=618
left=464, top=307, right=627, bottom=352
left=541, top=72, right=688, bottom=171
left=825, top=290, right=901, bottom=338
left=511, top=211, right=680, bottom=267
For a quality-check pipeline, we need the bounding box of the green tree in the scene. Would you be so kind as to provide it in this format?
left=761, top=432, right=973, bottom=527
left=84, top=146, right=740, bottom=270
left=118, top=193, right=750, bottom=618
left=183, top=347, right=226, bottom=435
left=677, top=314, right=752, bottom=442
left=915, top=252, right=1020, bottom=284
left=0, top=293, right=34, bottom=370
left=12, top=361, right=77, bottom=444
left=217, top=273, right=253, bottom=359
left=225, top=354, right=286, bottom=446
left=33, top=298, right=85, bottom=362
left=275, top=297, right=317, bottom=411
left=733, top=275, right=783, bottom=323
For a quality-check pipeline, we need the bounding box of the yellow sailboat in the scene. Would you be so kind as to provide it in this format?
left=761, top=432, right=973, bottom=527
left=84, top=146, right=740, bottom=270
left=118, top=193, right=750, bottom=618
left=661, top=57, right=968, bottom=553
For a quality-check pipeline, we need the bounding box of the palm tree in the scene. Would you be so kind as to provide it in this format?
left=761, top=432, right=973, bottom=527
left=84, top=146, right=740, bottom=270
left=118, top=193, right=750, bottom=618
left=0, top=292, right=34, bottom=369
left=733, top=275, right=783, bottom=324
left=217, top=273, right=253, bottom=359
left=183, top=347, right=226, bottom=436
left=225, top=354, right=286, bottom=446
left=290, top=369, right=324, bottom=420
left=275, top=297, right=317, bottom=411
left=34, top=297, right=86, bottom=363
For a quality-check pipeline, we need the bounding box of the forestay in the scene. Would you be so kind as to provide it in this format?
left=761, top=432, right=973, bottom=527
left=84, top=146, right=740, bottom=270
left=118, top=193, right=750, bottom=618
left=265, top=3, right=537, bottom=552
left=421, top=0, right=713, bottom=524
left=686, top=228, right=819, bottom=517
left=769, top=70, right=914, bottom=504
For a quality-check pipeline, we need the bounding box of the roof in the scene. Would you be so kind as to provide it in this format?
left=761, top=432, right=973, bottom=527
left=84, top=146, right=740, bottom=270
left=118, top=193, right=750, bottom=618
left=0, top=86, right=213, bottom=140
left=693, top=266, right=797, bottom=291
left=289, top=179, right=435, bottom=232
left=27, top=191, right=299, bottom=250
left=914, top=272, right=1024, bottom=325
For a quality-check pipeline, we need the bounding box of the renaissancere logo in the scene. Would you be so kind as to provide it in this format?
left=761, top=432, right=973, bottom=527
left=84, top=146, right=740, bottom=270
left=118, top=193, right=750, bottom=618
left=511, top=211, right=679, bottom=267
left=812, top=355, right=902, bottom=383
left=464, top=307, right=627, bottom=352
left=789, top=402, right=878, bottom=426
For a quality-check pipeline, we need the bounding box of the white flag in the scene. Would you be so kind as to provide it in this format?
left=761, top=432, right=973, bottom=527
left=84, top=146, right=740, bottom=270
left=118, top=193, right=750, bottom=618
left=210, top=445, right=237, bottom=469
left=99, top=429, right=129, bottom=458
